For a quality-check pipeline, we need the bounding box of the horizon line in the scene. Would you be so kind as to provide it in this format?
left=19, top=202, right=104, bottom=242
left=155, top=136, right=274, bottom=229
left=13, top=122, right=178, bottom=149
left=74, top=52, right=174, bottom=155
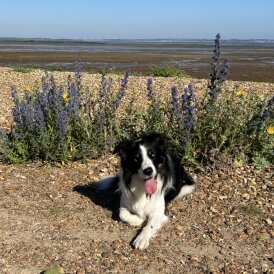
left=1, top=36, right=274, bottom=41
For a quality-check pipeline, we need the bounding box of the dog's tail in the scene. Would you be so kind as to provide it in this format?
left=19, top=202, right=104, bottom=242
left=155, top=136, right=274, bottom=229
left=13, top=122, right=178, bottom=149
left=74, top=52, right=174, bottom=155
left=89, top=176, right=120, bottom=192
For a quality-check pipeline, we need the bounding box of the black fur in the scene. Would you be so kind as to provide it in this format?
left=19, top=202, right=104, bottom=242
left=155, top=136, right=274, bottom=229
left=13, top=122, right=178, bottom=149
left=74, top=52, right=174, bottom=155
left=114, top=132, right=194, bottom=203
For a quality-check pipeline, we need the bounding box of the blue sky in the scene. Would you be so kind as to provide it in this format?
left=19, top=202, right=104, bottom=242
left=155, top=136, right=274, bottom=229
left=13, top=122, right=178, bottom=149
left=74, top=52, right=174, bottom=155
left=0, top=0, right=273, bottom=39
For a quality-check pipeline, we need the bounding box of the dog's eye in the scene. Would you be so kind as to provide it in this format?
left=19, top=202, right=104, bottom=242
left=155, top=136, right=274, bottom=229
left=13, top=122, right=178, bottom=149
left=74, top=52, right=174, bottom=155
left=134, top=154, right=141, bottom=162
left=148, top=150, right=155, bottom=159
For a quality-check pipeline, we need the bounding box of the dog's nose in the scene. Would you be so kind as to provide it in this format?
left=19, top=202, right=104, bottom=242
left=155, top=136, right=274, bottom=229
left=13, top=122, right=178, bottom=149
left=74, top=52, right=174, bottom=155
left=143, top=167, right=153, bottom=176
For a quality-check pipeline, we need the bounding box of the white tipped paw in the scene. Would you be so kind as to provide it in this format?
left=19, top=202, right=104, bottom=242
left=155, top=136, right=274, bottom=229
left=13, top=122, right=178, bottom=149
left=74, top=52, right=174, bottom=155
left=162, top=215, right=169, bottom=224
left=119, top=209, right=144, bottom=227
left=133, top=232, right=150, bottom=250
left=128, top=217, right=144, bottom=227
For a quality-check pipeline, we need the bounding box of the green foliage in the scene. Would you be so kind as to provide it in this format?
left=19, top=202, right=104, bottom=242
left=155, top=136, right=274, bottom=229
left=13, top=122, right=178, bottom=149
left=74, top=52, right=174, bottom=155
left=131, top=67, right=273, bottom=169
left=11, top=65, right=34, bottom=73
left=0, top=66, right=103, bottom=163
left=46, top=66, right=64, bottom=72
left=242, top=204, right=262, bottom=215
left=190, top=93, right=256, bottom=164
left=1, top=66, right=272, bottom=168
left=246, top=97, right=274, bottom=167
left=150, top=65, right=190, bottom=78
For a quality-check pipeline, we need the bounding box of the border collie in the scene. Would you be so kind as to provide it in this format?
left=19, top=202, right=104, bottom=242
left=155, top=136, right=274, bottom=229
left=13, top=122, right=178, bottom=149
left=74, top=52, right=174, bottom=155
left=92, top=132, right=195, bottom=250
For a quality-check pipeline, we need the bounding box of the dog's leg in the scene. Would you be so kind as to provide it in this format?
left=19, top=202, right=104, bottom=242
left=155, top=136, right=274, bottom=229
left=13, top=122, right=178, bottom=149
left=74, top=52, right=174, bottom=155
left=176, top=184, right=195, bottom=199
left=119, top=207, right=144, bottom=227
left=133, top=213, right=168, bottom=250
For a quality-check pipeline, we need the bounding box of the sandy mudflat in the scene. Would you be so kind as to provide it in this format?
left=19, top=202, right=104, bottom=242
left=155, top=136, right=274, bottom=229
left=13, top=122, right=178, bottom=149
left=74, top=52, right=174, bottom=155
left=1, top=40, right=274, bottom=82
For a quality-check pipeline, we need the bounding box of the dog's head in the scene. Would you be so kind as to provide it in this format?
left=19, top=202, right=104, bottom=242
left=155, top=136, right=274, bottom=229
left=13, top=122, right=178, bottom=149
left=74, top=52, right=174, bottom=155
left=113, top=133, right=169, bottom=190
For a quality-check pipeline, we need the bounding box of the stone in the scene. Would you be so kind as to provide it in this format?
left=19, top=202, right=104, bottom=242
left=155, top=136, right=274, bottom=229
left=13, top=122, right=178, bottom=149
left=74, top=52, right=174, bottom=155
left=265, top=218, right=272, bottom=225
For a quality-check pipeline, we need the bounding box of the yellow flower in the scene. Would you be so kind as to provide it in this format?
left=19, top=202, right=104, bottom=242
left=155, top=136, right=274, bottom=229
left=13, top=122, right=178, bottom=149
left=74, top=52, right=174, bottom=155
left=267, top=125, right=274, bottom=135
left=147, top=100, right=152, bottom=107
left=159, top=105, right=165, bottom=110
left=234, top=158, right=243, bottom=167
left=62, top=92, right=69, bottom=104
left=25, top=85, right=31, bottom=92
left=258, top=94, right=264, bottom=100
left=235, top=90, right=245, bottom=97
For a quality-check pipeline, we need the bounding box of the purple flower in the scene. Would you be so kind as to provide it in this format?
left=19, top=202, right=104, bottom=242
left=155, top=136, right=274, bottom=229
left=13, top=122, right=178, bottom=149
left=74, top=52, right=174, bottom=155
left=250, top=95, right=274, bottom=132
left=42, top=72, right=49, bottom=93
left=75, top=59, right=83, bottom=90
left=221, top=59, right=229, bottom=80
left=47, top=76, right=60, bottom=110
left=170, top=86, right=182, bottom=124
left=98, top=76, right=111, bottom=131
left=262, top=95, right=274, bottom=119
left=182, top=83, right=197, bottom=131
left=212, top=33, right=221, bottom=63
left=11, top=87, right=23, bottom=132
left=206, top=33, right=229, bottom=106
left=169, top=83, right=197, bottom=134
left=146, top=77, right=158, bottom=108
left=112, top=69, right=130, bottom=111
left=57, top=110, right=69, bottom=140
left=67, top=82, right=80, bottom=115
left=13, top=91, right=34, bottom=130
left=34, top=101, right=46, bottom=133
left=37, top=90, right=49, bottom=111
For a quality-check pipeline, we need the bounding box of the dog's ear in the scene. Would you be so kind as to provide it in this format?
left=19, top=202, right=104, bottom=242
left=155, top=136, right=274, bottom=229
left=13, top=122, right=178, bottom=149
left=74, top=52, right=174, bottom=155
left=113, top=140, right=131, bottom=156
left=156, top=133, right=169, bottom=151
left=147, top=132, right=169, bottom=149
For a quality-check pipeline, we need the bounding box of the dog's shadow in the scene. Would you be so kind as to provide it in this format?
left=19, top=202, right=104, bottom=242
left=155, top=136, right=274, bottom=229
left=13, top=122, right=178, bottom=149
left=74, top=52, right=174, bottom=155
left=73, top=182, right=121, bottom=220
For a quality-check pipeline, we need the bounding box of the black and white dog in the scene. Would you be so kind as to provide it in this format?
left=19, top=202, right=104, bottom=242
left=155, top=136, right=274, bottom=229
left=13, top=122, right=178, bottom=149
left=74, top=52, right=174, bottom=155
left=93, top=132, right=195, bottom=250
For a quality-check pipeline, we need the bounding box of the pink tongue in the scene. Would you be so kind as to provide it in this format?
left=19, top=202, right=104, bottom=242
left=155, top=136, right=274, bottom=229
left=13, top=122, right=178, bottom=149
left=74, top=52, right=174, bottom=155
left=144, top=178, right=157, bottom=195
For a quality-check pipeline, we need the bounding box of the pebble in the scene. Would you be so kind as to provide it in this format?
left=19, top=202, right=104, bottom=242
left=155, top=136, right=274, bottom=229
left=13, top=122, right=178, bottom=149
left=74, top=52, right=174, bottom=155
left=244, top=227, right=254, bottom=235
left=43, top=267, right=64, bottom=274
left=113, top=250, right=120, bottom=255
left=101, top=251, right=108, bottom=258
left=259, top=232, right=270, bottom=240
left=89, top=176, right=99, bottom=181
left=242, top=193, right=250, bottom=199
left=210, top=206, right=218, bottom=213
left=76, top=270, right=85, bottom=274
left=190, top=256, right=200, bottom=262
left=265, top=218, right=272, bottom=225
left=110, top=157, right=119, bottom=165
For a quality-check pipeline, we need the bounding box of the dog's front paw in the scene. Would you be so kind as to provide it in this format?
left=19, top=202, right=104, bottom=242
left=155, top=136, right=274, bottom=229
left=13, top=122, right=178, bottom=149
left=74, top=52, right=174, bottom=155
left=128, top=217, right=144, bottom=227
left=133, top=232, right=150, bottom=250
left=119, top=208, right=144, bottom=227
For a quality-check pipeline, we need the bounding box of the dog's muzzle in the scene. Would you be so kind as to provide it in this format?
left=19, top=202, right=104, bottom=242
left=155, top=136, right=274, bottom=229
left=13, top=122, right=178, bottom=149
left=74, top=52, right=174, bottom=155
left=143, top=167, right=153, bottom=176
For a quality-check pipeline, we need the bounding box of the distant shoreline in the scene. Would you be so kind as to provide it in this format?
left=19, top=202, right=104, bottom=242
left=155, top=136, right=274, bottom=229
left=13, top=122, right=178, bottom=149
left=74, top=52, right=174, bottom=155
left=1, top=39, right=274, bottom=82
left=1, top=37, right=274, bottom=45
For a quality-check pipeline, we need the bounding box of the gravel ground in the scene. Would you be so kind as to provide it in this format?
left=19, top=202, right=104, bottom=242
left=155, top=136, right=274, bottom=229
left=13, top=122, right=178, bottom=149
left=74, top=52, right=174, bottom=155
left=0, top=67, right=273, bottom=273
left=0, top=157, right=273, bottom=273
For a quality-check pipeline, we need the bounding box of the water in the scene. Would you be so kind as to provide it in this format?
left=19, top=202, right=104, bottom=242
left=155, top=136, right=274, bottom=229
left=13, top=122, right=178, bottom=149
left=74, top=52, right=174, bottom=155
left=0, top=38, right=274, bottom=53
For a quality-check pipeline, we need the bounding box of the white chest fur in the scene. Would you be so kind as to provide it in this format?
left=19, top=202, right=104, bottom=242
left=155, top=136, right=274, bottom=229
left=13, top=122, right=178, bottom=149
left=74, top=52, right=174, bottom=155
left=120, top=174, right=165, bottom=219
